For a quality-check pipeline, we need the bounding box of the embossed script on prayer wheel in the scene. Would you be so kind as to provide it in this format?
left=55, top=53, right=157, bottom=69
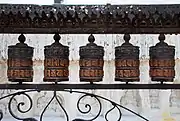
left=44, top=34, right=69, bottom=82
left=115, top=34, right=140, bottom=82
left=79, top=34, right=104, bottom=82
left=7, top=34, right=34, bottom=82
left=149, top=34, right=175, bottom=82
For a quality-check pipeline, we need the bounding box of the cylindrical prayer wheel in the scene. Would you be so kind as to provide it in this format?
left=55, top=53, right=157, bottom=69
left=7, top=34, right=34, bottom=82
left=149, top=34, right=175, bottom=82
left=44, top=34, right=69, bottom=82
left=79, top=34, right=104, bottom=82
left=115, top=34, right=140, bottom=82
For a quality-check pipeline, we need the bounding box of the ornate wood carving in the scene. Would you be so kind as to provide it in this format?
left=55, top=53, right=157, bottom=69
left=0, top=4, right=180, bottom=34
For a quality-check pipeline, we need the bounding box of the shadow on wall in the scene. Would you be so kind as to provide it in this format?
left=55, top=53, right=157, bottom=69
left=120, top=90, right=142, bottom=115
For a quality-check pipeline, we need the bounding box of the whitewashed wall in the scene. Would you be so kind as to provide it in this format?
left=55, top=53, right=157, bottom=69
left=0, top=34, right=180, bottom=121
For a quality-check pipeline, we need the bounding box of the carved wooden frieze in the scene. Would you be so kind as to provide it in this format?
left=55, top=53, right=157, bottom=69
left=0, top=4, right=180, bottom=34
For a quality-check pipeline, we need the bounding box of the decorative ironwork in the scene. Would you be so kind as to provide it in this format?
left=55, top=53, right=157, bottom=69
left=40, top=91, right=68, bottom=121
left=0, top=88, right=149, bottom=121
left=79, top=34, right=104, bottom=82
left=7, top=34, right=34, bottom=83
left=44, top=33, right=69, bottom=82
left=0, top=4, right=180, bottom=34
left=115, top=34, right=140, bottom=82
left=105, top=102, right=121, bottom=121
left=149, top=34, right=175, bottom=83
left=8, top=91, right=34, bottom=120
left=76, top=93, right=102, bottom=120
left=0, top=109, right=3, bottom=121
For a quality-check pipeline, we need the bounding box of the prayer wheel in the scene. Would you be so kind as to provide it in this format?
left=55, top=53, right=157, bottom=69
left=44, top=34, right=69, bottom=82
left=7, top=34, right=34, bottom=82
left=79, top=34, right=104, bottom=82
left=149, top=34, right=175, bottom=82
left=115, top=34, right=140, bottom=82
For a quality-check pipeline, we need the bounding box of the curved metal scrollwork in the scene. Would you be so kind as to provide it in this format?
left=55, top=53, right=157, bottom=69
left=76, top=94, right=102, bottom=121
left=0, top=90, right=38, bottom=121
left=105, top=102, right=122, bottom=121
left=0, top=109, right=3, bottom=121
left=0, top=89, right=149, bottom=121
left=8, top=92, right=33, bottom=120
left=40, top=91, right=69, bottom=121
left=69, top=90, right=148, bottom=121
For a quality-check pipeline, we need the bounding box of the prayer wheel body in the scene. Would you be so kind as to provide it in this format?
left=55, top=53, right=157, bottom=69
left=115, top=34, right=140, bottom=82
left=149, top=34, right=175, bottom=82
left=7, top=34, right=34, bottom=82
left=79, top=34, right=104, bottom=82
left=44, top=34, right=69, bottom=82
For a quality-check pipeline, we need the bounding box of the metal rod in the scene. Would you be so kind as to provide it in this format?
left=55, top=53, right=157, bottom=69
left=0, top=84, right=179, bottom=90
left=0, top=28, right=180, bottom=34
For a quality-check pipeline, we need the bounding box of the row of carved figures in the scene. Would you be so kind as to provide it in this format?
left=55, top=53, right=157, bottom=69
left=7, top=33, right=175, bottom=83
left=0, top=10, right=180, bottom=27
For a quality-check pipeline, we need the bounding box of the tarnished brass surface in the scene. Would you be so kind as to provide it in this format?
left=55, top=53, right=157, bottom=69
left=149, top=34, right=175, bottom=82
left=115, top=34, right=140, bottom=82
left=79, top=34, right=104, bottom=82
left=43, top=34, right=69, bottom=82
left=7, top=34, right=34, bottom=82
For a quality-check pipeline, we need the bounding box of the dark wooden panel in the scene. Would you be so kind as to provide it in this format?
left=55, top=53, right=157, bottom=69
left=0, top=4, right=180, bottom=34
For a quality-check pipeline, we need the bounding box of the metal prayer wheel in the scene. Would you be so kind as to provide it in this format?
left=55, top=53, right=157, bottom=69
left=7, top=34, right=34, bottom=82
left=149, top=34, right=175, bottom=82
left=115, top=34, right=140, bottom=82
left=79, top=34, right=104, bottom=82
left=44, top=34, right=69, bottom=82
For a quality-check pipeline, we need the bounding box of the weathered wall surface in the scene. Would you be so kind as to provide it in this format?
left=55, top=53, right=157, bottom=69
left=0, top=34, right=180, bottom=120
